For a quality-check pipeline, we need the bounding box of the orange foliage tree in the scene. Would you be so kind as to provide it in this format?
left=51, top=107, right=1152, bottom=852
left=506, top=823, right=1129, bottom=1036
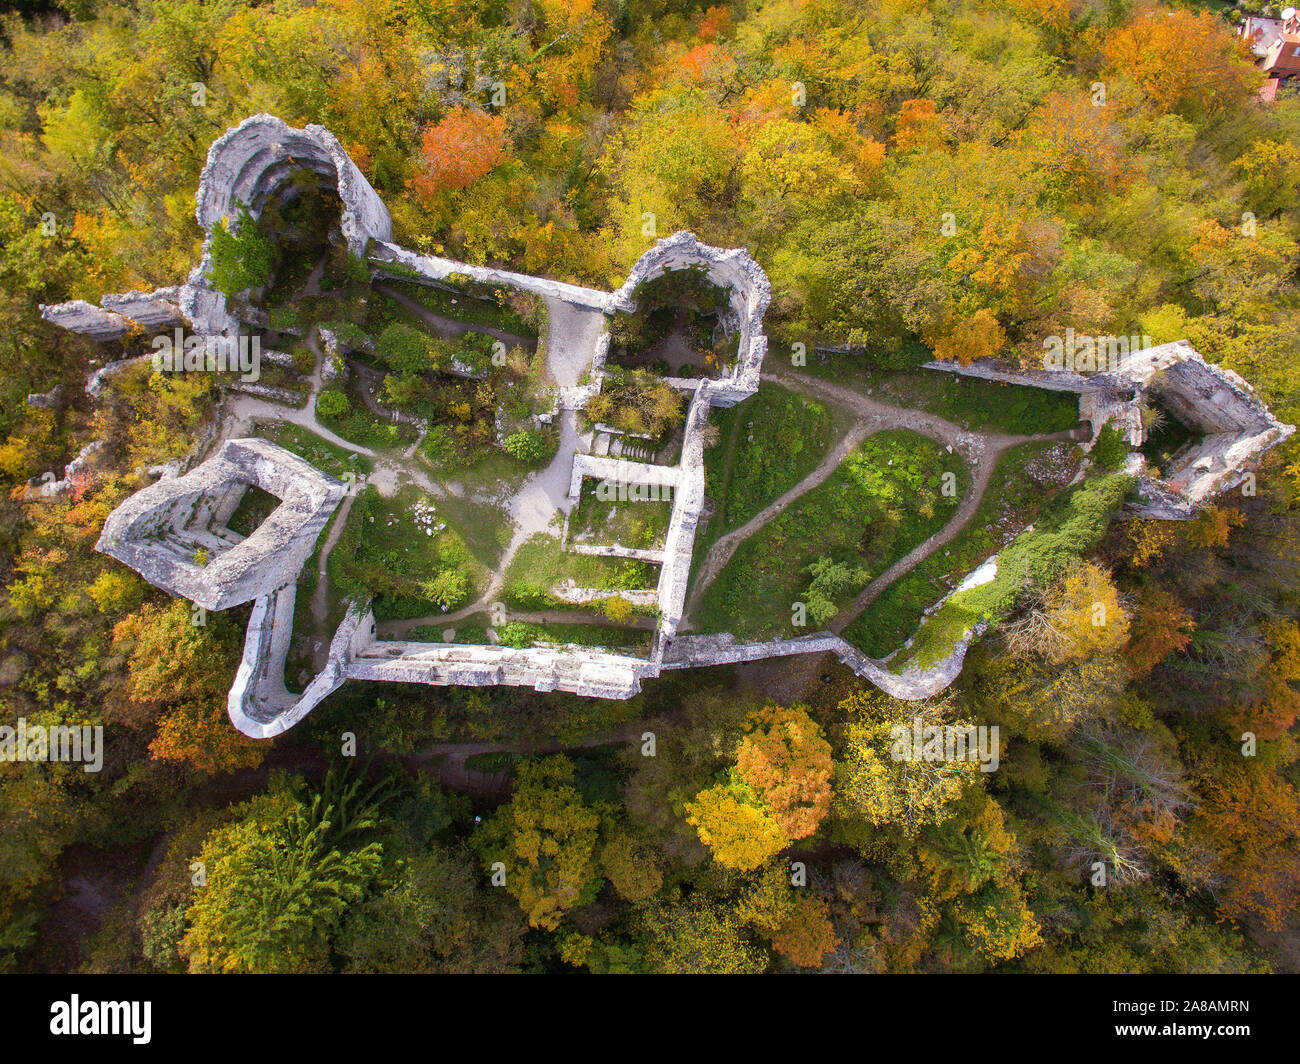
left=735, top=704, right=833, bottom=841
left=1103, top=10, right=1259, bottom=117
left=1196, top=759, right=1300, bottom=931
left=770, top=893, right=840, bottom=968
left=1125, top=586, right=1195, bottom=679
left=413, top=107, right=508, bottom=196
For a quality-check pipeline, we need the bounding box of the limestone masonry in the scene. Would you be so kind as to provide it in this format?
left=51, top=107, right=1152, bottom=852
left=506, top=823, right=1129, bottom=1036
left=45, top=115, right=1295, bottom=738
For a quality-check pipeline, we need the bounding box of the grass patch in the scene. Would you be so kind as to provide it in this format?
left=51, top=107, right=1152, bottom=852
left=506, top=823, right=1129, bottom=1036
left=263, top=423, right=373, bottom=478
left=381, top=277, right=541, bottom=339
left=403, top=623, right=494, bottom=644
left=796, top=354, right=1081, bottom=436
left=465, top=752, right=519, bottom=774
left=504, top=533, right=659, bottom=610
left=696, top=429, right=968, bottom=639
left=327, top=485, right=487, bottom=621
left=707, top=381, right=844, bottom=533
left=226, top=484, right=278, bottom=538
left=497, top=621, right=653, bottom=653
left=844, top=439, right=1077, bottom=658
left=570, top=477, right=674, bottom=551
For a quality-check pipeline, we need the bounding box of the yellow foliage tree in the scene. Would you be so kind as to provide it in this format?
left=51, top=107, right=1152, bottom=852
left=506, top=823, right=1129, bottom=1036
left=684, top=785, right=789, bottom=871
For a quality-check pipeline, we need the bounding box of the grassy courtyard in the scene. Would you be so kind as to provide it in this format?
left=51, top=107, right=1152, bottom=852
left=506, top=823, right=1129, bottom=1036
left=695, top=429, right=969, bottom=640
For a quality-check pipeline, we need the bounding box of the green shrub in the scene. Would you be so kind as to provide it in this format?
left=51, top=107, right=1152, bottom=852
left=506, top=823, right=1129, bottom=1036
left=208, top=206, right=274, bottom=298
left=1090, top=421, right=1129, bottom=472
left=328, top=321, right=372, bottom=352
left=377, top=322, right=438, bottom=375
left=268, top=305, right=301, bottom=332
left=503, top=429, right=549, bottom=465
left=316, top=389, right=351, bottom=420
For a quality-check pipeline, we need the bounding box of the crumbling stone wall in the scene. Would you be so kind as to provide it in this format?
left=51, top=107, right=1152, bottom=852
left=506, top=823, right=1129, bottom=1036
left=923, top=342, right=1294, bottom=517
left=96, top=438, right=346, bottom=610
left=610, top=231, right=771, bottom=407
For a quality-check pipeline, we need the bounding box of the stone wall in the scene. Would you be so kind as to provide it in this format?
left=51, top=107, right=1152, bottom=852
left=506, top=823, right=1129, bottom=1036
left=96, top=438, right=347, bottom=611
left=369, top=240, right=609, bottom=310
left=609, top=231, right=771, bottom=407
left=194, top=114, right=392, bottom=255
left=923, top=344, right=1295, bottom=516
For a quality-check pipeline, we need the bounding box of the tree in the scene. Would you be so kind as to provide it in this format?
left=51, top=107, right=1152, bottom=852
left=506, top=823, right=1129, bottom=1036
left=475, top=756, right=602, bottom=929
left=803, top=557, right=868, bottom=626
left=930, top=307, right=1006, bottom=366
left=895, top=98, right=942, bottom=153
left=950, top=881, right=1043, bottom=963
left=642, top=898, right=768, bottom=974
left=770, top=893, right=840, bottom=968
left=376, top=323, right=438, bottom=375
left=1125, top=586, right=1194, bottom=679
left=208, top=207, right=274, bottom=298
left=684, top=785, right=788, bottom=871
left=837, top=690, right=980, bottom=835
left=735, top=704, right=833, bottom=840
left=600, top=830, right=663, bottom=903
left=1103, top=10, right=1259, bottom=119
left=338, top=843, right=525, bottom=974
left=1194, top=759, right=1300, bottom=932
left=181, top=771, right=389, bottom=972
left=414, top=107, right=508, bottom=195
left=1003, top=562, right=1130, bottom=664
left=421, top=569, right=470, bottom=611
left=149, top=699, right=264, bottom=776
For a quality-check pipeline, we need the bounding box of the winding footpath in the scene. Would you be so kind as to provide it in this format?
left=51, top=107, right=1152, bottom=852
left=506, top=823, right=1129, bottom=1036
left=684, top=369, right=1086, bottom=633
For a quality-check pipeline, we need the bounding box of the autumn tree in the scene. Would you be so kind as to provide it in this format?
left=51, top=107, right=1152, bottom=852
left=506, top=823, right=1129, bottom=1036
left=1003, top=562, right=1130, bottom=664
left=413, top=107, right=508, bottom=195
left=112, top=598, right=263, bottom=774
left=1194, top=758, right=1300, bottom=932
left=734, top=704, right=833, bottom=840
left=641, top=896, right=768, bottom=974
left=1125, top=586, right=1195, bottom=679
left=770, top=893, right=840, bottom=968
left=836, top=690, right=981, bottom=836
left=684, top=785, right=788, bottom=871
left=475, top=756, right=602, bottom=929
left=1103, top=10, right=1259, bottom=118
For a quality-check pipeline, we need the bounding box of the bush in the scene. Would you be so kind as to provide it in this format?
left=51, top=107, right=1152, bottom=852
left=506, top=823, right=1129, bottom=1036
left=316, top=389, right=351, bottom=420
left=328, top=321, right=372, bottom=352
left=376, top=323, right=439, bottom=375
left=422, top=569, right=471, bottom=610
left=208, top=206, right=274, bottom=298
left=603, top=596, right=634, bottom=623
left=1091, top=421, right=1129, bottom=472
left=503, top=429, right=549, bottom=465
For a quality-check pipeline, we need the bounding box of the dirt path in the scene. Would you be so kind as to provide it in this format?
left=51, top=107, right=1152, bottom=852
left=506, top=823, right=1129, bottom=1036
left=375, top=282, right=536, bottom=351
left=685, top=369, right=1085, bottom=632
left=308, top=490, right=357, bottom=664
left=543, top=298, right=607, bottom=387
left=685, top=418, right=878, bottom=620
left=375, top=605, right=658, bottom=639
